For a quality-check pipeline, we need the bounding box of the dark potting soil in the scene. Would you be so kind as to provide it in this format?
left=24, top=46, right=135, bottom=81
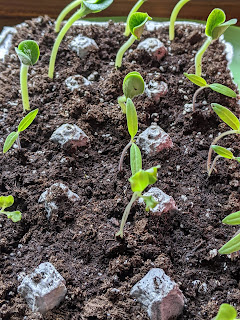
left=0, top=16, right=240, bottom=320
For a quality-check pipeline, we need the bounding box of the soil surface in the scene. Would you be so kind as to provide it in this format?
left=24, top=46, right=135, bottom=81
left=0, top=16, right=240, bottom=320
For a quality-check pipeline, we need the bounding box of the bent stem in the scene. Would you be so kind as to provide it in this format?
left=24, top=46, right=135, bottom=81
left=20, top=64, right=30, bottom=111
left=192, top=86, right=206, bottom=111
left=115, top=34, right=136, bottom=68
left=169, top=0, right=190, bottom=41
left=195, top=37, right=212, bottom=77
left=124, top=0, right=146, bottom=37
left=55, top=0, right=82, bottom=32
left=115, top=191, right=140, bottom=238
left=118, top=140, right=133, bottom=171
left=208, top=155, right=222, bottom=176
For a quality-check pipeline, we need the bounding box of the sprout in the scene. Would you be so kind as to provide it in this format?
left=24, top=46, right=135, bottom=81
left=207, top=104, right=240, bottom=175
left=169, top=0, right=190, bottom=41
left=195, top=9, right=237, bottom=76
left=118, top=71, right=145, bottom=113
left=184, top=73, right=237, bottom=112
left=48, top=0, right=113, bottom=79
left=124, top=0, right=147, bottom=37
left=214, top=304, right=239, bottom=320
left=115, top=12, right=152, bottom=68
left=0, top=195, right=22, bottom=222
left=15, top=40, right=40, bottom=112
left=3, top=109, right=38, bottom=153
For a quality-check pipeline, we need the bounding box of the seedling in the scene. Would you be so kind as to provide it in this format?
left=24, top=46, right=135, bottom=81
left=0, top=195, right=22, bottom=222
left=15, top=40, right=40, bottom=112
left=115, top=12, right=152, bottom=68
left=184, top=73, right=237, bottom=112
left=118, top=71, right=145, bottom=113
left=169, top=0, right=190, bottom=41
left=55, top=0, right=82, bottom=33
left=48, top=0, right=113, bottom=79
left=214, top=303, right=239, bottom=320
left=218, top=211, right=240, bottom=255
left=3, top=109, right=38, bottom=153
left=124, top=0, right=147, bottom=37
left=195, top=8, right=237, bottom=77
left=207, top=103, right=240, bottom=175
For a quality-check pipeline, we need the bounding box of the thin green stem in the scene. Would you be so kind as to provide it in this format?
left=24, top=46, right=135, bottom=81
left=48, top=6, right=89, bottom=79
left=124, top=0, right=146, bottom=37
left=20, top=64, right=30, bottom=111
left=192, top=86, right=207, bottom=112
left=169, top=0, right=190, bottom=41
left=115, top=34, right=136, bottom=69
left=115, top=191, right=140, bottom=238
left=118, top=140, right=133, bottom=172
left=208, top=155, right=222, bottom=176
left=195, top=36, right=212, bottom=77
left=55, top=0, right=83, bottom=32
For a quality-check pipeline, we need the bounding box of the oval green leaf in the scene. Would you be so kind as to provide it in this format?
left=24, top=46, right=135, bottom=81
left=130, top=143, right=142, bottom=176
left=215, top=303, right=238, bottom=320
left=184, top=73, right=207, bottom=87
left=211, top=145, right=234, bottom=159
left=218, top=233, right=240, bottom=254
left=5, top=211, right=22, bottom=222
left=129, top=169, right=150, bottom=193
left=0, top=195, right=14, bottom=209
left=123, top=71, right=145, bottom=99
left=212, top=19, right=238, bottom=40
left=212, top=103, right=240, bottom=130
left=16, top=40, right=40, bottom=65
left=18, top=109, right=38, bottom=132
left=205, top=8, right=226, bottom=38
left=126, top=98, right=138, bottom=140
left=222, top=211, right=240, bottom=225
left=82, top=0, right=113, bottom=13
left=129, top=12, right=152, bottom=40
left=3, top=132, right=19, bottom=153
left=141, top=194, right=158, bottom=212
left=209, top=83, right=237, bottom=98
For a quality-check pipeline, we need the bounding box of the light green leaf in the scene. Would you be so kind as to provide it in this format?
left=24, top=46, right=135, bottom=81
left=16, top=40, right=40, bottom=65
left=145, top=166, right=160, bottom=184
left=211, top=145, right=234, bottom=159
left=205, top=8, right=226, bottom=38
left=18, top=109, right=38, bottom=132
left=0, top=195, right=14, bottom=209
left=212, top=103, right=240, bottom=130
left=215, top=303, right=238, bottom=320
left=129, top=12, right=152, bottom=40
left=3, top=132, right=19, bottom=153
left=130, top=143, right=142, bottom=176
left=184, top=73, right=207, bottom=87
left=123, top=71, right=145, bottom=99
left=235, top=157, right=240, bottom=163
left=129, top=165, right=160, bottom=193
left=219, top=233, right=240, bottom=254
left=5, top=211, right=22, bottom=222
left=141, top=195, right=158, bottom=212
left=222, top=211, right=240, bottom=225
left=82, top=0, right=113, bottom=13
left=209, top=83, right=237, bottom=98
left=212, top=19, right=237, bottom=40
left=126, top=98, right=138, bottom=140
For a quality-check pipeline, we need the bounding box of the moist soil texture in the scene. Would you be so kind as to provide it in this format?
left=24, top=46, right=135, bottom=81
left=0, top=16, right=240, bottom=320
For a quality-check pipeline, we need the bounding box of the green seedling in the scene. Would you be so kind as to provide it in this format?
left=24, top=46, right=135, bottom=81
left=207, top=103, right=240, bottom=175
left=169, top=0, right=190, bottom=41
left=184, top=73, right=236, bottom=112
left=214, top=303, right=239, bottom=320
left=116, top=165, right=160, bottom=238
left=115, top=12, right=152, bottom=68
left=118, top=71, right=145, bottom=113
left=15, top=40, right=40, bottom=112
left=3, top=109, right=38, bottom=153
left=195, top=8, right=237, bottom=77
left=55, top=0, right=82, bottom=33
left=124, top=0, right=147, bottom=37
left=0, top=195, right=22, bottom=222
left=48, top=0, right=113, bottom=79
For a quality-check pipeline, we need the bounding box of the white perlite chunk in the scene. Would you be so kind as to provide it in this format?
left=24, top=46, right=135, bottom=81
left=50, top=124, right=89, bottom=148
left=136, top=124, right=173, bottom=156
left=137, top=38, right=167, bottom=61
left=65, top=75, right=90, bottom=91
left=130, top=268, right=184, bottom=320
left=0, top=26, right=17, bottom=60
left=69, top=35, right=99, bottom=58
left=139, top=187, right=177, bottom=215
left=18, top=262, right=67, bottom=314
left=145, top=80, right=168, bottom=103
left=38, top=183, right=80, bottom=218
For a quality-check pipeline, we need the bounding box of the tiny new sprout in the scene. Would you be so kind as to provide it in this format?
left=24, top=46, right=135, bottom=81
left=207, top=103, right=240, bottom=175
left=15, top=40, right=40, bottom=112
left=48, top=0, right=113, bottom=79
left=3, top=109, right=38, bottom=153
left=0, top=195, right=22, bottom=222
left=214, top=303, right=239, bottom=320
left=118, top=71, right=145, bottom=113
left=169, top=0, right=190, bottom=41
left=115, top=12, right=152, bottom=68
left=184, top=73, right=237, bottom=112
left=124, top=0, right=147, bottom=37
left=195, top=8, right=237, bottom=77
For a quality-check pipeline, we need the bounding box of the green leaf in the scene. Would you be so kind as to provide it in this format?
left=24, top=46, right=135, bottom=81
left=222, top=211, right=240, bottom=225
left=205, top=8, right=226, bottom=38
left=0, top=195, right=14, bottom=209
left=212, top=19, right=238, bottom=40
left=215, top=303, right=238, bottom=320
left=184, top=73, right=207, bottom=87
left=16, top=40, right=40, bottom=65
left=235, top=157, right=240, bottom=163
left=128, top=12, right=152, bottom=40
left=123, top=71, right=145, bottom=99
left=126, top=98, right=138, bottom=140
left=82, top=0, right=113, bottom=13
left=141, top=195, right=158, bottom=212
left=212, top=103, right=240, bottom=130
left=211, top=145, right=234, bottom=159
left=3, top=132, right=19, bottom=153
left=145, top=166, right=160, bottom=184
left=129, top=165, right=160, bottom=193
left=18, top=109, right=38, bottom=132
left=209, top=83, right=237, bottom=98
left=5, top=211, right=22, bottom=222
left=130, top=143, right=142, bottom=176
left=219, top=233, right=240, bottom=254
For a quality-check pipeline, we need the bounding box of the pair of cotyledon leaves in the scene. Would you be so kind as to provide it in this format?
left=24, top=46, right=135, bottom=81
left=0, top=195, right=22, bottom=222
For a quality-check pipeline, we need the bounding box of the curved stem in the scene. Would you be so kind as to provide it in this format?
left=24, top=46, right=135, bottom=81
left=118, top=140, right=132, bottom=172
left=192, top=86, right=206, bottom=112
left=118, top=95, right=127, bottom=113
left=169, top=0, right=190, bottom=41
left=20, top=64, right=30, bottom=111
left=55, top=0, right=83, bottom=32
left=207, top=130, right=240, bottom=173
left=124, top=0, right=146, bottom=37
left=115, top=191, right=140, bottom=238
left=208, top=155, right=222, bottom=176
left=48, top=7, right=89, bottom=79
left=115, top=34, right=136, bottom=69
left=195, top=37, right=212, bottom=77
